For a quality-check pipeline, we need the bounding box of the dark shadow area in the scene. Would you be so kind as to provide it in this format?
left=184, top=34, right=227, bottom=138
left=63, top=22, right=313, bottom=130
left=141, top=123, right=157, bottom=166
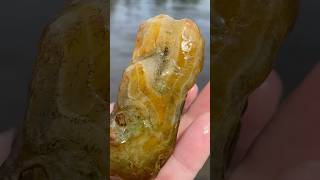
left=276, top=0, right=319, bottom=98
left=0, top=0, right=64, bottom=131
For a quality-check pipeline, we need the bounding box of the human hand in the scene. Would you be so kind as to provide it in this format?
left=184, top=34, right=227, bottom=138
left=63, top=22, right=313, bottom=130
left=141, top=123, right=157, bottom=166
left=230, top=63, right=320, bottom=180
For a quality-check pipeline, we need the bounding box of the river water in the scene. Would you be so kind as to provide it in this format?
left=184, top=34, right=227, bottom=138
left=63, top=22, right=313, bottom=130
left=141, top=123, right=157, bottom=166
left=110, top=0, right=210, bottom=179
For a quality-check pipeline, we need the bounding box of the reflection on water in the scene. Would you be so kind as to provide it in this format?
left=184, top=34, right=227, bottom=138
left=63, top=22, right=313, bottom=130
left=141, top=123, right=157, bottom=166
left=110, top=0, right=210, bottom=177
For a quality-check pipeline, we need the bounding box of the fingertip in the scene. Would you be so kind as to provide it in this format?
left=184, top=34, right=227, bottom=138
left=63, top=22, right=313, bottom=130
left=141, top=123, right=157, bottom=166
left=191, top=84, right=199, bottom=93
left=186, top=82, right=210, bottom=120
left=184, top=84, right=199, bottom=112
left=110, top=103, right=115, bottom=112
left=260, top=70, right=283, bottom=99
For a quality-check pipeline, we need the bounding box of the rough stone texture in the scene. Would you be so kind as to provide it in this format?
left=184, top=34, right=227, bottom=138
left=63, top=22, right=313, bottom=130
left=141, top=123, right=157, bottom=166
left=212, top=0, right=298, bottom=180
left=110, top=15, right=204, bottom=180
left=0, top=0, right=108, bottom=179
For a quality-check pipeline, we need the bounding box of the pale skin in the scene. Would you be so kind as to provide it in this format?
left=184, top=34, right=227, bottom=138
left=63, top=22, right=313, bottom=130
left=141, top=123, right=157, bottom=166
left=0, top=63, right=319, bottom=180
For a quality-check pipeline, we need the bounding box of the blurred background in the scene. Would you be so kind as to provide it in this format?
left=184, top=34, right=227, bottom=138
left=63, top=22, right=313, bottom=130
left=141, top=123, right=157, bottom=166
left=0, top=0, right=319, bottom=179
left=110, top=0, right=210, bottom=179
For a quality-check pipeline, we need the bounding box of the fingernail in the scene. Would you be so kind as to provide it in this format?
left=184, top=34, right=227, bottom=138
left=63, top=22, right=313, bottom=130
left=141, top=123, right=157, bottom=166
left=110, top=103, right=115, bottom=112
left=190, top=84, right=198, bottom=93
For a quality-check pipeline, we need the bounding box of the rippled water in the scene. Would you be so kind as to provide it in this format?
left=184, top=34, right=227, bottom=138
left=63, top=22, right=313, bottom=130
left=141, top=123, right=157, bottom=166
left=110, top=0, right=210, bottom=179
left=110, top=0, right=210, bottom=102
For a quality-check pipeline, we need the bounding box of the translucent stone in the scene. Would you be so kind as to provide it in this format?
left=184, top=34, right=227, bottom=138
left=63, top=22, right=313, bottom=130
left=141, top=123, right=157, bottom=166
left=110, top=14, right=204, bottom=179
